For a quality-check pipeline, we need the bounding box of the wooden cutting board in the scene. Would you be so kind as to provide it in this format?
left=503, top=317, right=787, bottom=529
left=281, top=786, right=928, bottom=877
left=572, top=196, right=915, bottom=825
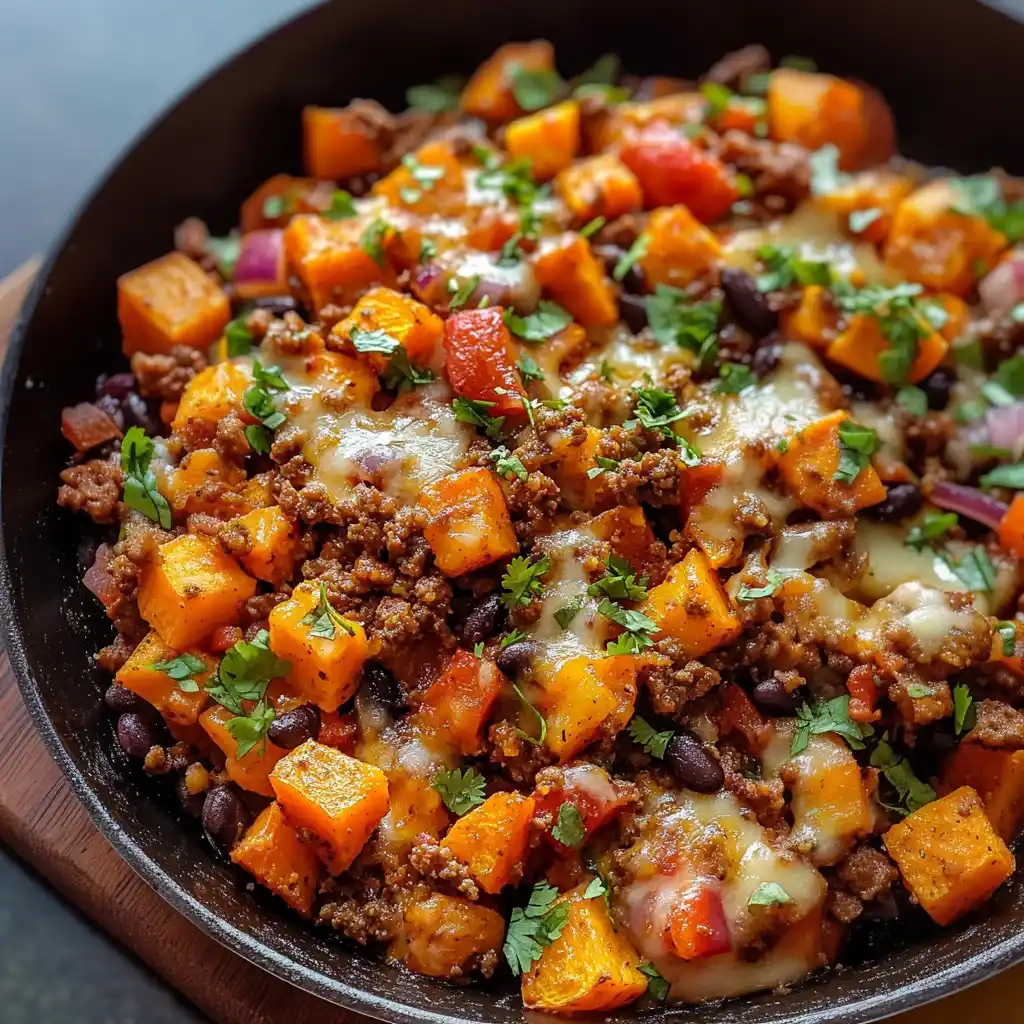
left=0, top=260, right=1021, bottom=1024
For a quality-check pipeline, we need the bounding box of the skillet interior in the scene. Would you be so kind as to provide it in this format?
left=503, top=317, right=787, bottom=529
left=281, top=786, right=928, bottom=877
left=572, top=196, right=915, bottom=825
left=4, top=0, right=1024, bottom=1020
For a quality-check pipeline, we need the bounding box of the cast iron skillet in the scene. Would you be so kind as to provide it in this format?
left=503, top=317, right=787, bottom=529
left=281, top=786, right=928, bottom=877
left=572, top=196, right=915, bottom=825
left=4, top=0, right=1024, bottom=1020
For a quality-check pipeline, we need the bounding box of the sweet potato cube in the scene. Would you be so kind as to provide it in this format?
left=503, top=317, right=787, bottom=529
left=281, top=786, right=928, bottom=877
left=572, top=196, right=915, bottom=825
left=780, top=285, right=837, bottom=349
left=441, top=791, right=535, bottom=894
left=302, top=105, right=383, bottom=180
left=118, top=252, right=230, bottom=357
left=817, top=169, right=914, bottom=244
left=640, top=205, right=722, bottom=290
left=589, top=93, right=705, bottom=151
left=826, top=313, right=948, bottom=384
left=115, top=629, right=211, bottom=725
left=171, top=362, right=251, bottom=433
left=591, top=506, right=659, bottom=575
left=165, top=447, right=248, bottom=518
left=461, top=40, right=555, bottom=122
left=554, top=153, right=642, bottom=226
left=533, top=233, right=617, bottom=326
left=307, top=348, right=380, bottom=408
left=415, top=649, right=505, bottom=756
left=383, top=771, right=450, bottom=850
left=372, top=140, right=466, bottom=214
left=230, top=802, right=321, bottom=915
left=506, top=100, right=580, bottom=181
left=643, top=549, right=740, bottom=658
left=240, top=173, right=333, bottom=232
left=394, top=894, right=506, bottom=978
left=138, top=533, right=256, bottom=649
left=284, top=213, right=397, bottom=313
left=776, top=411, right=887, bottom=517
left=420, top=468, right=518, bottom=577
left=267, top=582, right=368, bottom=712
left=230, top=506, right=298, bottom=585
left=549, top=424, right=603, bottom=511
left=943, top=744, right=1024, bottom=842
left=200, top=703, right=288, bottom=796
left=884, top=786, right=1014, bottom=925
left=522, top=883, right=647, bottom=1013
left=270, top=739, right=389, bottom=873
left=332, top=286, right=444, bottom=371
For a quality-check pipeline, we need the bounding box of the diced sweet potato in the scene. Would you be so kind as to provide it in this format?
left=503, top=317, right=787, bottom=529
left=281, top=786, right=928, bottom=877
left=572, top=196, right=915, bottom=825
left=306, top=348, right=380, bottom=408
left=590, top=506, right=658, bottom=576
left=936, top=293, right=969, bottom=344
left=270, top=739, right=389, bottom=873
left=826, top=313, right=948, bottom=384
left=816, top=169, right=915, bottom=244
left=380, top=771, right=450, bottom=851
left=522, top=883, right=647, bottom=1013
left=1000, top=495, right=1024, bottom=560
left=506, top=100, right=580, bottom=181
left=115, top=629, right=211, bottom=725
left=303, top=105, right=383, bottom=180
left=883, top=786, right=1014, bottom=925
left=165, top=448, right=248, bottom=518
left=533, top=233, right=617, bottom=327
left=461, top=40, right=555, bottom=122
left=441, top=791, right=534, bottom=893
left=372, top=140, right=466, bottom=215
left=643, top=549, right=740, bottom=658
left=267, top=582, right=368, bottom=711
left=554, top=154, right=642, bottom=226
left=118, top=252, right=230, bottom=357
left=200, top=703, right=288, bottom=796
left=171, top=362, right=251, bottom=434
left=284, top=213, right=398, bottom=313
left=231, top=506, right=298, bottom=585
left=332, top=286, right=443, bottom=373
left=776, top=411, right=887, bottom=516
left=240, top=173, right=334, bottom=232
left=138, top=533, right=256, bottom=649
left=420, top=468, right=518, bottom=577
left=589, top=93, right=706, bottom=151
left=394, top=894, right=506, bottom=978
left=230, top=802, right=321, bottom=915
left=639, top=205, right=722, bottom=290
left=780, top=285, right=837, bottom=349
left=943, top=744, right=1024, bottom=842
left=549, top=424, right=603, bottom=511
left=884, top=179, right=1008, bottom=295
left=415, top=649, right=505, bottom=756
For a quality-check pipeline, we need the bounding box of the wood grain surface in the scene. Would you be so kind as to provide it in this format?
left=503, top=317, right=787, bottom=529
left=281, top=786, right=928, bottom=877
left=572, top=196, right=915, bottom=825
left=0, top=262, right=1022, bottom=1024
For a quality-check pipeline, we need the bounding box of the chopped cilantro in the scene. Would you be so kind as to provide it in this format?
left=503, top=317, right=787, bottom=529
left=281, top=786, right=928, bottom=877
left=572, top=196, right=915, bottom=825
left=809, top=144, right=849, bottom=196
left=225, top=317, right=254, bottom=356
left=419, top=237, right=437, bottom=262
left=848, top=207, right=883, bottom=234
left=206, top=232, right=241, bottom=278
left=382, top=348, right=435, bottom=391
left=586, top=455, right=621, bottom=479
left=950, top=175, right=1024, bottom=243
left=941, top=547, right=996, bottom=593
left=748, top=881, right=792, bottom=907
left=500, top=629, right=528, bottom=649
left=953, top=683, right=977, bottom=735
left=431, top=766, right=487, bottom=816
left=737, top=568, right=784, bottom=603
left=501, top=554, right=551, bottom=609
left=323, top=189, right=357, bottom=220
left=597, top=599, right=658, bottom=652
left=405, top=75, right=465, bottom=112
left=503, top=300, right=573, bottom=342
left=756, top=243, right=833, bottom=292
left=587, top=553, right=649, bottom=601
left=895, top=385, right=928, bottom=417
left=554, top=598, right=582, bottom=630
left=151, top=653, right=207, bottom=693
left=350, top=327, right=399, bottom=355
left=627, top=717, right=673, bottom=759
left=870, top=737, right=936, bottom=817
left=448, top=274, right=481, bottom=311
left=490, top=446, right=528, bottom=482
left=580, top=215, right=606, bottom=239
left=516, top=354, right=545, bottom=383
left=511, top=683, right=547, bottom=746
left=120, top=427, right=172, bottom=529
left=300, top=582, right=357, bottom=640
left=791, top=695, right=873, bottom=755
left=981, top=462, right=1024, bottom=489
left=646, top=286, right=721, bottom=361
left=551, top=803, right=586, bottom=847
left=452, top=396, right=506, bottom=439
left=715, top=361, right=756, bottom=394
left=905, top=511, right=958, bottom=552
left=997, top=621, right=1018, bottom=657
left=833, top=419, right=880, bottom=485
left=509, top=65, right=565, bottom=111
left=638, top=962, right=669, bottom=1002
left=630, top=386, right=687, bottom=440
left=503, top=881, right=569, bottom=976
left=612, top=233, right=650, bottom=282
left=359, top=218, right=389, bottom=267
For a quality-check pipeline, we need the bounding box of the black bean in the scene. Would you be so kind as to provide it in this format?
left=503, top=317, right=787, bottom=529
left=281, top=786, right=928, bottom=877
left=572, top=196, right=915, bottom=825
left=751, top=336, right=783, bottom=377
left=202, top=786, right=250, bottom=850
left=252, top=295, right=298, bottom=315
left=121, top=392, right=161, bottom=434
left=95, top=372, right=136, bottom=401
left=619, top=293, right=648, bottom=334
left=721, top=268, right=777, bottom=338
left=362, top=662, right=403, bottom=708
left=620, top=262, right=646, bottom=296
left=116, top=712, right=159, bottom=759
left=268, top=704, right=321, bottom=750
left=461, top=592, right=505, bottom=645
left=863, top=483, right=924, bottom=523
left=750, top=678, right=801, bottom=717
left=176, top=776, right=206, bottom=818
left=919, top=367, right=957, bottom=411
left=496, top=640, right=534, bottom=679
left=104, top=682, right=140, bottom=714
left=665, top=732, right=724, bottom=793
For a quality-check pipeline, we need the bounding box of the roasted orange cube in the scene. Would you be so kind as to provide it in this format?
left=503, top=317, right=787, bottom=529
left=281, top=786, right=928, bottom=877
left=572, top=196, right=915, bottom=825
left=506, top=100, right=580, bottom=181
left=371, top=140, right=466, bottom=215
left=171, top=362, right=251, bottom=433
left=420, top=468, right=518, bottom=577
left=306, top=348, right=380, bottom=408
left=393, top=894, right=506, bottom=978
left=303, top=104, right=383, bottom=180
left=642, top=549, right=740, bottom=659
left=461, top=40, right=555, bottom=122
left=117, top=252, right=230, bottom=357
left=554, top=153, right=643, bottom=226
left=781, top=285, right=838, bottom=349
left=138, top=533, right=256, bottom=649
left=522, top=883, right=647, bottom=1013
left=231, top=802, right=321, bottom=915
left=549, top=424, right=603, bottom=511
left=640, top=205, right=722, bottom=290
left=816, top=168, right=915, bottom=244
left=884, top=786, right=1014, bottom=926
left=164, top=447, right=248, bottom=518
left=589, top=93, right=705, bottom=151
left=267, top=582, right=368, bottom=711
left=826, top=313, right=948, bottom=384
left=115, top=629, right=211, bottom=725
left=200, top=703, right=288, bottom=796
left=441, top=792, right=535, bottom=894
left=283, top=213, right=397, bottom=313
left=231, top=506, right=298, bottom=585
left=776, top=410, right=888, bottom=517
left=533, top=233, right=617, bottom=326
left=332, top=286, right=444, bottom=371
left=270, top=739, right=389, bottom=873
left=240, top=173, right=333, bottom=232
left=943, top=744, right=1024, bottom=842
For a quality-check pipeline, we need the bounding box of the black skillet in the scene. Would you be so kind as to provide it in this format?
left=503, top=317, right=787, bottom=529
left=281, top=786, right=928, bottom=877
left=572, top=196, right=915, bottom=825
left=4, top=0, right=1024, bottom=1020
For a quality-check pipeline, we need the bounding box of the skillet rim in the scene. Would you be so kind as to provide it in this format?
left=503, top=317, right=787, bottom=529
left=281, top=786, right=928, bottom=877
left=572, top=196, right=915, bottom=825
left=3, top=2, right=1024, bottom=1021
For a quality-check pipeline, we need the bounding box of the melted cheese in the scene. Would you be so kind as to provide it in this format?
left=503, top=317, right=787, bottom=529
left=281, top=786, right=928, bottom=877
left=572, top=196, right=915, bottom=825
left=852, top=521, right=961, bottom=602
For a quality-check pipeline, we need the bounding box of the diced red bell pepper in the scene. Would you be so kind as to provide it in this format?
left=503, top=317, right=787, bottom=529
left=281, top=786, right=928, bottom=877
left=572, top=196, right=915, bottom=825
left=61, top=402, right=122, bottom=453
left=444, top=307, right=527, bottom=418
left=533, top=764, right=634, bottom=850
left=846, top=664, right=881, bottom=724
left=667, top=882, right=731, bottom=960
left=619, top=124, right=739, bottom=223
left=717, top=683, right=773, bottom=754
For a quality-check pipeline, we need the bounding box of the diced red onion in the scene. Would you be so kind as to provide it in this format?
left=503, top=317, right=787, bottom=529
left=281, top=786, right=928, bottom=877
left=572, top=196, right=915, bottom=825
left=930, top=480, right=1009, bottom=530
left=986, top=401, right=1024, bottom=450
left=354, top=444, right=401, bottom=481
left=233, top=229, right=286, bottom=299
left=468, top=278, right=510, bottom=309
left=979, top=254, right=1024, bottom=316
left=83, top=543, right=119, bottom=611
left=61, top=402, right=122, bottom=452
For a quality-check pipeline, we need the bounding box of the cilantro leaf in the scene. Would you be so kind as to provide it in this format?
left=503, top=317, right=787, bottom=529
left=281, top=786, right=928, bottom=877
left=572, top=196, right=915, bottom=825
left=452, top=396, right=506, bottom=439
left=509, top=65, right=565, bottom=111
left=300, top=582, right=357, bottom=640
left=431, top=766, right=487, bottom=816
left=587, top=553, right=649, bottom=601
left=791, top=695, right=873, bottom=755
left=382, top=348, right=435, bottom=391
left=714, top=361, right=756, bottom=394
left=359, top=218, right=389, bottom=267
left=583, top=874, right=608, bottom=901
left=207, top=629, right=291, bottom=717
left=748, top=881, right=792, bottom=907
left=500, top=630, right=528, bottom=649
left=206, top=232, right=241, bottom=279
left=737, top=567, right=784, bottom=603
left=503, top=300, right=573, bottom=342
left=598, top=598, right=658, bottom=652
left=833, top=419, right=880, bottom=485
left=848, top=207, right=883, bottom=234
left=243, top=360, right=289, bottom=453
left=981, top=462, right=1024, bottom=489
left=322, top=189, right=356, bottom=221
left=151, top=653, right=207, bottom=693
left=448, top=274, right=481, bottom=311
left=350, top=327, right=400, bottom=355
left=627, top=717, right=673, bottom=759
left=554, top=597, right=582, bottom=630
left=551, top=803, right=586, bottom=847
left=953, top=683, right=977, bottom=735
left=586, top=455, right=620, bottom=479
left=225, top=317, right=254, bottom=356
left=870, top=737, right=936, bottom=817
left=895, top=385, right=928, bottom=417
left=490, top=446, right=529, bottom=482
left=517, top=354, right=544, bottom=383
left=756, top=243, right=833, bottom=292
left=906, top=511, right=958, bottom=552
left=503, top=881, right=568, bottom=975
left=512, top=682, right=547, bottom=746
left=120, top=427, right=172, bottom=529
left=638, top=962, right=669, bottom=1002
left=997, top=621, right=1018, bottom=658
left=501, top=554, right=551, bottom=609
left=580, top=216, right=606, bottom=239
left=646, top=286, right=721, bottom=360
left=950, top=175, right=1024, bottom=243
left=225, top=699, right=276, bottom=759
left=406, top=75, right=465, bottom=112
left=941, top=547, right=996, bottom=593
left=809, top=144, right=849, bottom=196
left=630, top=386, right=687, bottom=440
left=613, top=234, right=650, bottom=282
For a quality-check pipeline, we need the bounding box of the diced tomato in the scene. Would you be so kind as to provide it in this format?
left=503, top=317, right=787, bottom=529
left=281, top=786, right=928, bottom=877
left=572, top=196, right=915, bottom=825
left=717, top=683, right=773, bottom=753
left=533, top=764, right=634, bottom=850
left=319, top=710, right=358, bottom=754
left=443, top=307, right=527, bottom=418
left=846, top=664, right=880, bottom=723
left=667, top=882, right=731, bottom=960
left=680, top=461, right=725, bottom=520
left=619, top=124, right=739, bottom=223
left=82, top=543, right=120, bottom=612
left=61, top=402, right=122, bottom=453
left=209, top=624, right=244, bottom=653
